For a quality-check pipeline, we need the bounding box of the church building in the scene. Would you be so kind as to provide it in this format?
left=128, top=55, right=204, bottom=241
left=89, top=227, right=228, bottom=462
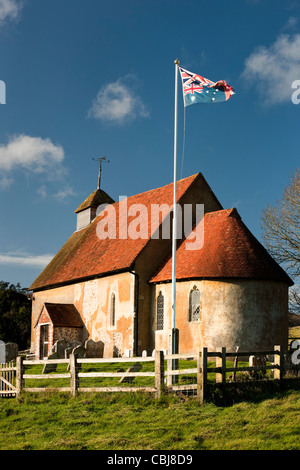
left=30, top=172, right=293, bottom=359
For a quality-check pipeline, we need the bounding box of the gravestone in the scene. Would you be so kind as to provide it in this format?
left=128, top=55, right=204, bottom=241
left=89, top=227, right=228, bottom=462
left=119, top=362, right=142, bottom=384
left=42, top=352, right=58, bottom=373
left=249, top=354, right=267, bottom=379
left=85, top=339, right=104, bottom=358
left=67, top=345, right=86, bottom=371
left=249, top=355, right=266, bottom=368
left=52, top=339, right=71, bottom=359
left=70, top=340, right=82, bottom=350
left=64, top=347, right=73, bottom=359
left=0, top=341, right=5, bottom=364
left=73, top=345, right=86, bottom=358
left=5, top=343, right=18, bottom=362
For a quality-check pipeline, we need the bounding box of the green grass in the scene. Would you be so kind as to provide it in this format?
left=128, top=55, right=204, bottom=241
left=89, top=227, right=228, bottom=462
left=1, top=331, right=299, bottom=451
left=0, top=384, right=299, bottom=450
left=290, top=326, right=300, bottom=340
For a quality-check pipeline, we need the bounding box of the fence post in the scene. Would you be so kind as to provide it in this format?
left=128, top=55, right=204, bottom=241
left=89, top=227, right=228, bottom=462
left=216, top=347, right=226, bottom=386
left=232, top=346, right=239, bottom=382
left=16, top=356, right=24, bottom=397
left=197, top=347, right=207, bottom=405
left=274, top=345, right=283, bottom=382
left=167, top=329, right=179, bottom=385
left=155, top=350, right=164, bottom=399
left=70, top=353, right=78, bottom=396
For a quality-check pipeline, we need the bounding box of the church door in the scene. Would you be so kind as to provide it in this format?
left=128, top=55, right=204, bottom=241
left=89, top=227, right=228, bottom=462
left=40, top=325, right=49, bottom=359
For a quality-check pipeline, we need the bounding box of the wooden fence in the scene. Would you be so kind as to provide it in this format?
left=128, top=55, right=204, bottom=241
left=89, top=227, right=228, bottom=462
left=0, top=362, right=17, bottom=397
left=5, top=344, right=298, bottom=403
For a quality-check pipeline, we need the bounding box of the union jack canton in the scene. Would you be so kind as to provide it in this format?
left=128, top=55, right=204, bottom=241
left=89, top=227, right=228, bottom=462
left=179, top=67, right=234, bottom=107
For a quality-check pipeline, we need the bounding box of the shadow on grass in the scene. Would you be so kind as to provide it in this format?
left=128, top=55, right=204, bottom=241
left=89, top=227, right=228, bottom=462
left=204, top=377, right=300, bottom=407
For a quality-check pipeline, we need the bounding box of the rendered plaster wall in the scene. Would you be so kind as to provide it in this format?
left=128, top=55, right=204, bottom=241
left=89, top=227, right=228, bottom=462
left=31, top=271, right=135, bottom=358
left=152, top=279, right=289, bottom=353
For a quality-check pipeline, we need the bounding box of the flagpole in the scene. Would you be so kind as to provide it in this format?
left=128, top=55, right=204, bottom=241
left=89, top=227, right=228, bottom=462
left=171, top=58, right=179, bottom=356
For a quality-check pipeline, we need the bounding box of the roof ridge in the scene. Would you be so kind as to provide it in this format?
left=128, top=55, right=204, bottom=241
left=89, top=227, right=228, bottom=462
left=149, top=204, right=294, bottom=286
left=205, top=207, right=239, bottom=218
left=111, top=173, right=199, bottom=203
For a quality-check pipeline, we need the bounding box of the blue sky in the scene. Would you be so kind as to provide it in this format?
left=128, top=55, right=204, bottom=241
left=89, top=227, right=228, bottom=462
left=0, top=0, right=299, bottom=289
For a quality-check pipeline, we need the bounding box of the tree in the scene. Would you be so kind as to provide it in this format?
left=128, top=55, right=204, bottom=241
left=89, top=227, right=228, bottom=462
left=0, top=282, right=31, bottom=349
left=261, top=169, right=300, bottom=313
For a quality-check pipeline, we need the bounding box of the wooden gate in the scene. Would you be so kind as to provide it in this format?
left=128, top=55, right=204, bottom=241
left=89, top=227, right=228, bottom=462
left=0, top=362, right=17, bottom=397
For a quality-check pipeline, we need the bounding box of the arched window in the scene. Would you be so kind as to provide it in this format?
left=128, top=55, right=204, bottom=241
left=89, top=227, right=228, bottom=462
left=157, top=291, right=164, bottom=330
left=189, top=286, right=200, bottom=322
left=110, top=293, right=116, bottom=327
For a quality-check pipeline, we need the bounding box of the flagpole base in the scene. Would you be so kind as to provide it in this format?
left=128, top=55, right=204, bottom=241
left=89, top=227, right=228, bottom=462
left=168, top=328, right=179, bottom=385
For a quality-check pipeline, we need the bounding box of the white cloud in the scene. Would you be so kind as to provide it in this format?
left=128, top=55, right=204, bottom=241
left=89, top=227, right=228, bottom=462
left=0, top=0, right=22, bottom=25
left=242, top=33, right=300, bottom=105
left=88, top=74, right=149, bottom=124
left=283, top=17, right=298, bottom=31
left=53, top=186, right=76, bottom=202
left=0, top=251, right=53, bottom=268
left=0, top=174, right=13, bottom=189
left=0, top=134, right=65, bottom=188
left=36, top=184, right=47, bottom=199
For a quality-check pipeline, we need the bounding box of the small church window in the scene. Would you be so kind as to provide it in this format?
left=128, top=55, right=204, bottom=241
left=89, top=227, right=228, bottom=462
left=110, top=293, right=116, bottom=327
left=157, top=292, right=164, bottom=330
left=189, top=286, right=200, bottom=322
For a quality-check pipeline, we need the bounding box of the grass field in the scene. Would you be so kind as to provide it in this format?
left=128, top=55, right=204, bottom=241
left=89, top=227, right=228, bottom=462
left=0, top=329, right=299, bottom=451
left=0, top=380, right=299, bottom=450
left=290, top=326, right=300, bottom=340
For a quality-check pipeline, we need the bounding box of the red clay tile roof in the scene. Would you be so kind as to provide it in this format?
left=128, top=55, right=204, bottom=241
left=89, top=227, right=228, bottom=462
left=44, top=303, right=83, bottom=328
left=34, top=303, right=83, bottom=328
left=30, top=173, right=200, bottom=291
left=149, top=208, right=294, bottom=286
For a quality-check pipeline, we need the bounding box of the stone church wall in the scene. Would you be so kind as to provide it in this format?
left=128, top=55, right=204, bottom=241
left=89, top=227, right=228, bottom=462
left=152, top=279, right=289, bottom=353
left=31, top=271, right=135, bottom=358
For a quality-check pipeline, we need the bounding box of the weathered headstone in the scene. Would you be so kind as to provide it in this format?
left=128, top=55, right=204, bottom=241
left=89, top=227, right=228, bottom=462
left=5, top=343, right=18, bottom=362
left=72, top=345, right=86, bottom=358
left=119, top=362, right=142, bottom=384
left=52, top=339, right=71, bottom=359
left=64, top=347, right=73, bottom=359
left=249, top=355, right=266, bottom=368
left=67, top=344, right=86, bottom=371
left=0, top=341, right=5, bottom=364
left=124, top=349, right=132, bottom=358
left=70, top=340, right=82, bottom=350
left=249, top=354, right=267, bottom=379
left=42, top=352, right=58, bottom=373
left=85, top=339, right=104, bottom=358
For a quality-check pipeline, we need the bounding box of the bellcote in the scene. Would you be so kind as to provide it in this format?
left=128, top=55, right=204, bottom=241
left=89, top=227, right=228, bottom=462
left=75, top=189, right=115, bottom=231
